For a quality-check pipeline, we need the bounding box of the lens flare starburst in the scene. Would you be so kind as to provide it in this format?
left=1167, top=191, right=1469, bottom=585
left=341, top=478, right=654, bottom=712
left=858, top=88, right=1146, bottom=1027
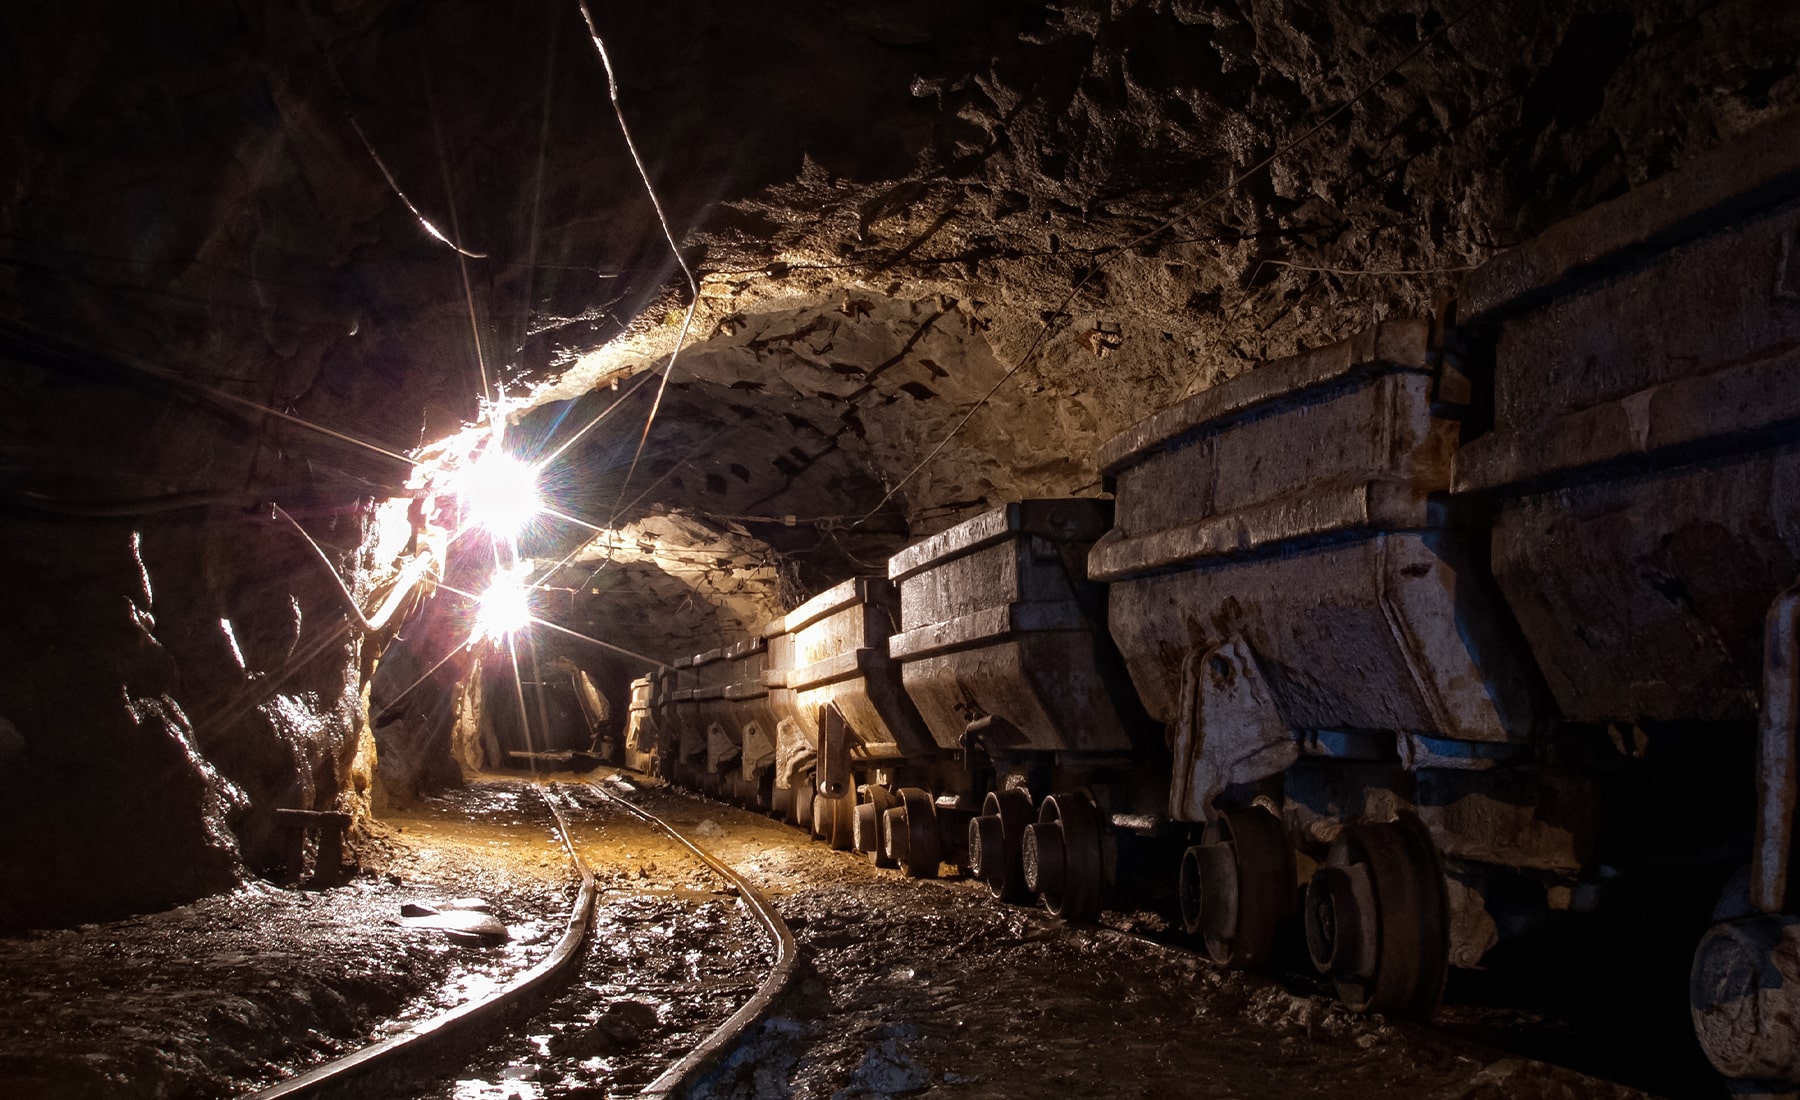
left=454, top=450, right=540, bottom=540
left=472, top=564, right=533, bottom=643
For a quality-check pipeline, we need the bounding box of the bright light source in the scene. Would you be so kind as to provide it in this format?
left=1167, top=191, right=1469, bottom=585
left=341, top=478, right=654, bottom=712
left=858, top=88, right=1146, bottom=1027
left=455, top=451, right=539, bottom=539
left=473, top=567, right=532, bottom=643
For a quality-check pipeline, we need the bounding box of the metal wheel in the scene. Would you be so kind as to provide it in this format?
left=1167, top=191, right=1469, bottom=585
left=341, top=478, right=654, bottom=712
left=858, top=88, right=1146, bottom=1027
left=790, top=775, right=815, bottom=832
left=1179, top=805, right=1294, bottom=969
left=968, top=788, right=1035, bottom=904
left=1303, top=814, right=1448, bottom=1018
left=855, top=784, right=898, bottom=868
left=1691, top=913, right=1800, bottom=1082
left=882, top=787, right=942, bottom=878
left=1022, top=791, right=1103, bottom=922
left=813, top=790, right=854, bottom=851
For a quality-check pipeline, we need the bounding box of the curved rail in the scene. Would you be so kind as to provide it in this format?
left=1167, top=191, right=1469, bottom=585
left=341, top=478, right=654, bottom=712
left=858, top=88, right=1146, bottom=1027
left=251, top=786, right=597, bottom=1099
left=586, top=779, right=800, bottom=1098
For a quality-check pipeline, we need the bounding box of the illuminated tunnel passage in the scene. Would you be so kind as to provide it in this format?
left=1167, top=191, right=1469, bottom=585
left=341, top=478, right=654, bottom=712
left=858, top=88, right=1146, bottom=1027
left=3, top=2, right=1800, bottom=1099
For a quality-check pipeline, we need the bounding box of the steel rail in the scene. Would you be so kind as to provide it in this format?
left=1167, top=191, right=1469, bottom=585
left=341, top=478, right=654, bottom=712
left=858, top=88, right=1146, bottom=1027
left=250, top=785, right=597, bottom=1098
left=586, top=779, right=800, bottom=1098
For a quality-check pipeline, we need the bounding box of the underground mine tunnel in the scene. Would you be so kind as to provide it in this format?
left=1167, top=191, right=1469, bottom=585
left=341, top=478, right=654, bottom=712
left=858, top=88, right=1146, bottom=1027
left=4, top=1, right=1800, bottom=1097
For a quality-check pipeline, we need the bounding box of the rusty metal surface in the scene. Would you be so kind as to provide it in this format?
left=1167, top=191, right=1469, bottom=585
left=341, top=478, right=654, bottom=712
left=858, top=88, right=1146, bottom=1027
left=669, top=653, right=707, bottom=774
left=1094, top=321, right=1435, bottom=475
left=1303, top=815, right=1448, bottom=1019
left=1096, top=320, right=1534, bottom=748
left=887, top=499, right=1146, bottom=755
left=1455, top=344, right=1800, bottom=494
left=888, top=499, right=1111, bottom=582
left=1106, top=533, right=1535, bottom=742
left=722, top=636, right=781, bottom=783
left=1690, top=914, right=1800, bottom=1082
left=1181, top=806, right=1293, bottom=969
left=1094, top=330, right=1447, bottom=575
left=1463, top=110, right=1800, bottom=322
left=625, top=676, right=656, bottom=756
left=767, top=577, right=933, bottom=762
left=1757, top=585, right=1800, bottom=914
left=761, top=627, right=798, bottom=787
left=1281, top=760, right=1592, bottom=878
left=1166, top=638, right=1296, bottom=822
left=1463, top=199, right=1800, bottom=472
left=647, top=667, right=682, bottom=777
left=1458, top=106, right=1800, bottom=740
left=1488, top=449, right=1800, bottom=723
left=689, top=648, right=740, bottom=775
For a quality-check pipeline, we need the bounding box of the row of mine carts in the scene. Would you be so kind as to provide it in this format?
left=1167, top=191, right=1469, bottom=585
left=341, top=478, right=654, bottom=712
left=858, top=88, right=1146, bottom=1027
left=625, top=114, right=1800, bottom=1085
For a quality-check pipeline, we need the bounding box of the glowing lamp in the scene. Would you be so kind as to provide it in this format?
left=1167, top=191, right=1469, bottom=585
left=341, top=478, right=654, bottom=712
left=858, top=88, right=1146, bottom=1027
left=473, top=569, right=532, bottom=642
left=456, top=451, right=539, bottom=539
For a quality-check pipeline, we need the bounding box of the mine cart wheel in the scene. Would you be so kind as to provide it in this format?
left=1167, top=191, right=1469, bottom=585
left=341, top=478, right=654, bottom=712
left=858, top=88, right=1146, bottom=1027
left=855, top=785, right=898, bottom=868
left=1023, top=791, right=1103, bottom=923
left=770, top=782, right=792, bottom=821
left=1303, top=814, right=1448, bottom=1018
left=755, top=770, right=775, bottom=813
left=1691, top=913, right=1800, bottom=1083
left=884, top=787, right=942, bottom=879
left=1180, top=805, right=1294, bottom=969
left=791, top=775, right=816, bottom=832
left=969, top=788, right=1036, bottom=905
left=814, top=790, right=854, bottom=851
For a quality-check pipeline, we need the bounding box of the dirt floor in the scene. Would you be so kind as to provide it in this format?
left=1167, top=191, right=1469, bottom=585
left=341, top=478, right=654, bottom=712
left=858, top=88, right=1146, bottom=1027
left=631, top=781, right=1663, bottom=1100
left=379, top=777, right=772, bottom=1100
left=0, top=783, right=578, bottom=1099
left=0, top=770, right=1714, bottom=1099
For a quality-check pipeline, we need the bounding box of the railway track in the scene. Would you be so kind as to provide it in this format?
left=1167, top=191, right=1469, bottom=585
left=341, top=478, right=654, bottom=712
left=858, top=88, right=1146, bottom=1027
left=229, top=772, right=1685, bottom=1098
left=252, top=777, right=793, bottom=1100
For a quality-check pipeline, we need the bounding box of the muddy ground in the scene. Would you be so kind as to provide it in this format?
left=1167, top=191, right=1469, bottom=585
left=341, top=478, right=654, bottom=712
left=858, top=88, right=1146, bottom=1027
left=378, top=778, right=772, bottom=1100
left=632, top=780, right=1663, bottom=1100
left=0, top=771, right=1707, bottom=1098
left=0, top=783, right=577, bottom=1099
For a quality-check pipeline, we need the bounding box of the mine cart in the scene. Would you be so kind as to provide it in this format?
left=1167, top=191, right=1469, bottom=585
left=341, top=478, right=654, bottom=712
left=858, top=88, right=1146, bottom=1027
left=687, top=646, right=736, bottom=796
left=662, top=656, right=702, bottom=786
left=1451, top=111, right=1800, bottom=1085
left=624, top=675, right=658, bottom=775
left=759, top=619, right=803, bottom=824
left=886, top=498, right=1164, bottom=916
left=1091, top=318, right=1542, bottom=1010
left=723, top=636, right=779, bottom=806
left=763, top=577, right=937, bottom=861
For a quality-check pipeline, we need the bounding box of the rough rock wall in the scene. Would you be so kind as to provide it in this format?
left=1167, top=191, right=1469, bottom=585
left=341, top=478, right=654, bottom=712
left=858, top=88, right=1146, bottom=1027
left=0, top=2, right=433, bottom=929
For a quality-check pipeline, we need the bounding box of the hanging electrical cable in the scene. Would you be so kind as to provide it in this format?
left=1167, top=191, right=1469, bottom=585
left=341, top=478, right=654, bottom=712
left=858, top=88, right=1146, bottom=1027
left=573, top=1, right=701, bottom=519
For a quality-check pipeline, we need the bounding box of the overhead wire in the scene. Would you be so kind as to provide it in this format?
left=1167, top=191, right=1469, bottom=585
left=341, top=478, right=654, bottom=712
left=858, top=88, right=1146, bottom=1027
left=423, top=60, right=497, bottom=418
left=433, top=576, right=671, bottom=668
left=299, top=0, right=488, bottom=260
left=0, top=316, right=414, bottom=470
left=573, top=1, right=702, bottom=521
